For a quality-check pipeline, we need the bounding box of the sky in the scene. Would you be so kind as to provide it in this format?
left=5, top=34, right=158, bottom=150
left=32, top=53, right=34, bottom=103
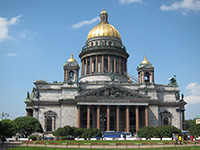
left=0, top=0, right=200, bottom=120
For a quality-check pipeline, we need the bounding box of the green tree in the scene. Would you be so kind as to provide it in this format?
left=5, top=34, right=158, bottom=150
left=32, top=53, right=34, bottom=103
left=63, top=125, right=73, bottom=137
left=137, top=126, right=155, bottom=139
left=53, top=127, right=65, bottom=136
left=0, top=119, right=17, bottom=138
left=90, top=128, right=102, bottom=137
left=189, top=124, right=200, bottom=138
left=137, top=126, right=181, bottom=139
left=74, top=128, right=85, bottom=138
left=14, top=116, right=43, bottom=137
left=81, top=129, right=92, bottom=139
left=185, top=119, right=195, bottom=130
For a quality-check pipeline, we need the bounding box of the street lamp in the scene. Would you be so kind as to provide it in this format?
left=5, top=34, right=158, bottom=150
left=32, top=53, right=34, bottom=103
left=1, top=112, right=9, bottom=120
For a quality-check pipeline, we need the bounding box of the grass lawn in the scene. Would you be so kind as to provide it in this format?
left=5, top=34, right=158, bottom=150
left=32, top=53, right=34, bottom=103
left=7, top=146, right=200, bottom=150
left=23, top=140, right=172, bottom=144
left=22, top=140, right=199, bottom=144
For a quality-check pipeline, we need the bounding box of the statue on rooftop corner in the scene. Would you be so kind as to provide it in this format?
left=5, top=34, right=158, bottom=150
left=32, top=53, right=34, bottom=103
left=110, top=74, right=115, bottom=81
left=32, top=87, right=39, bottom=99
left=168, top=75, right=177, bottom=85
left=144, top=84, right=148, bottom=95
left=26, top=91, right=30, bottom=99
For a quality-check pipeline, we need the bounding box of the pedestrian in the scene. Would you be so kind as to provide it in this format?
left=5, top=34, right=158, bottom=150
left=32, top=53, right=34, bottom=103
left=179, top=135, right=182, bottom=145
left=191, top=135, right=193, bottom=141
left=175, top=134, right=178, bottom=145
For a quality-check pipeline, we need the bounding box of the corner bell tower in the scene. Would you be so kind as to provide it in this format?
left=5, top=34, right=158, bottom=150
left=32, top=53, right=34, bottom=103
left=137, top=56, right=155, bottom=84
left=63, top=54, right=80, bottom=83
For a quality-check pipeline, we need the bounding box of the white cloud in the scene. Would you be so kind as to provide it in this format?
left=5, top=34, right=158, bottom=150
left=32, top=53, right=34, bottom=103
left=185, top=82, right=200, bottom=104
left=19, top=29, right=37, bottom=40
left=160, top=0, right=200, bottom=14
left=72, top=16, right=100, bottom=29
left=119, top=0, right=143, bottom=4
left=5, top=53, right=17, bottom=57
left=0, top=15, right=22, bottom=42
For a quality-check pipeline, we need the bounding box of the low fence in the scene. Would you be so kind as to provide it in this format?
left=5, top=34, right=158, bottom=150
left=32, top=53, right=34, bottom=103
left=0, top=143, right=21, bottom=150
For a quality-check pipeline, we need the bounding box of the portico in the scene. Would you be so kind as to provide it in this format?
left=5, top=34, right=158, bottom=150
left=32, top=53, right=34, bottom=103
left=76, top=84, right=150, bottom=132
left=77, top=104, right=149, bottom=132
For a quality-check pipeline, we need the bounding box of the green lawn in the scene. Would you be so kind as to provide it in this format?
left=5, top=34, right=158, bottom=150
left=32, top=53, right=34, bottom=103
left=7, top=146, right=200, bottom=150
left=22, top=140, right=198, bottom=144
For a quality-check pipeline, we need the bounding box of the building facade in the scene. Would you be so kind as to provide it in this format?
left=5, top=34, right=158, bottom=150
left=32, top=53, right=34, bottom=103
left=25, top=9, right=186, bottom=133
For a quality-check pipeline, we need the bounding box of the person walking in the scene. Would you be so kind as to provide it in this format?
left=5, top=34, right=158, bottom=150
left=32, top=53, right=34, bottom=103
left=191, top=135, right=194, bottom=141
left=179, top=135, right=182, bottom=145
left=175, top=134, right=178, bottom=145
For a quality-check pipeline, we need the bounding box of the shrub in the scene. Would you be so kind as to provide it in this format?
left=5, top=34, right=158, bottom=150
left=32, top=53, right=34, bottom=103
left=137, top=126, right=181, bottom=139
left=28, top=135, right=37, bottom=140
left=60, top=136, right=67, bottom=140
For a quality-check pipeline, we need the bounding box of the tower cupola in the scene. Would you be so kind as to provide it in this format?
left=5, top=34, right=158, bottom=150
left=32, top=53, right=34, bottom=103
left=63, top=54, right=80, bottom=83
left=137, top=55, right=155, bottom=84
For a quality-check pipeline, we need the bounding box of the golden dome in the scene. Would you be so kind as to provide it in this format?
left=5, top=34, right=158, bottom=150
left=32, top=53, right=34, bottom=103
left=87, top=9, right=121, bottom=41
left=87, top=23, right=121, bottom=41
left=101, top=8, right=107, bottom=14
left=141, top=56, right=150, bottom=64
left=67, top=54, right=76, bottom=62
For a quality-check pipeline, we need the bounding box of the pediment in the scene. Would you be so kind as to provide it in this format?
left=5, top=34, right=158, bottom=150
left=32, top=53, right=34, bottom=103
left=76, top=84, right=150, bottom=100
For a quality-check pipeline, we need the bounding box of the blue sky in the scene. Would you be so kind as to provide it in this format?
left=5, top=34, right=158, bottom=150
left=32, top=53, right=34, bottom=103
left=0, top=0, right=200, bottom=120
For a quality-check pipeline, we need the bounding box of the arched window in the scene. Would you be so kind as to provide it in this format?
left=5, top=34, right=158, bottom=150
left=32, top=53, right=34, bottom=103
left=144, top=72, right=150, bottom=83
left=116, top=57, right=119, bottom=73
left=163, top=117, right=169, bottom=126
left=104, top=57, right=108, bottom=73
left=44, top=110, right=57, bottom=132
left=160, top=111, right=172, bottom=126
left=46, top=116, right=52, bottom=131
left=68, top=71, right=74, bottom=82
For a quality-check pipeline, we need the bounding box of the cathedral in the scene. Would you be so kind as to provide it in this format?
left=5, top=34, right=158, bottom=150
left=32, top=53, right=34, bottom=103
left=25, top=9, right=186, bottom=133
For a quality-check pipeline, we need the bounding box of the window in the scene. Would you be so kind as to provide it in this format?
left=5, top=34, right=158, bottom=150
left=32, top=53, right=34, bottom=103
left=68, top=71, right=74, bottom=82
left=46, top=116, right=52, bottom=131
left=163, top=117, right=169, bottom=126
left=104, top=56, right=108, bottom=73
left=144, top=72, right=150, bottom=83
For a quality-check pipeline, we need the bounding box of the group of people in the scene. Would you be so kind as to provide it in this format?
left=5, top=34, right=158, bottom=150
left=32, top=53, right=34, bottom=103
left=174, top=134, right=194, bottom=145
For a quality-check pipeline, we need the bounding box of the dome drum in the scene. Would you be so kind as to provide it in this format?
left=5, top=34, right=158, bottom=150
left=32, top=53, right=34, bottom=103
left=79, top=48, right=129, bottom=60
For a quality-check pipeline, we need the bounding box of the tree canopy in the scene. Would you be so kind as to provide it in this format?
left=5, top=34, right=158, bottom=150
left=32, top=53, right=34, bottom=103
left=185, top=119, right=195, bottom=130
left=0, top=119, right=17, bottom=138
left=189, top=124, right=200, bottom=138
left=14, top=116, right=43, bottom=137
left=137, top=126, right=181, bottom=139
left=53, top=125, right=102, bottom=139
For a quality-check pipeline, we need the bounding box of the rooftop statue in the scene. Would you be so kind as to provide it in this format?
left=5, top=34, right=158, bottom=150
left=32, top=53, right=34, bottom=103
left=110, top=74, right=115, bottom=81
left=168, top=75, right=178, bottom=85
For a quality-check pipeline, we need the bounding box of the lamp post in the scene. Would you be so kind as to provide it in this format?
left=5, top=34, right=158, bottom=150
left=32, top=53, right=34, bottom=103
left=1, top=112, right=9, bottom=120
left=100, top=114, right=106, bottom=132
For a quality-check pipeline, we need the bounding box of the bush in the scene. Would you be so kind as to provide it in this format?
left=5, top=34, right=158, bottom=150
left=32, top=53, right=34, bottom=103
left=54, top=126, right=102, bottom=139
left=28, top=135, right=37, bottom=140
left=60, top=136, right=67, bottom=140
left=137, top=126, right=181, bottom=139
left=189, top=124, right=200, bottom=138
